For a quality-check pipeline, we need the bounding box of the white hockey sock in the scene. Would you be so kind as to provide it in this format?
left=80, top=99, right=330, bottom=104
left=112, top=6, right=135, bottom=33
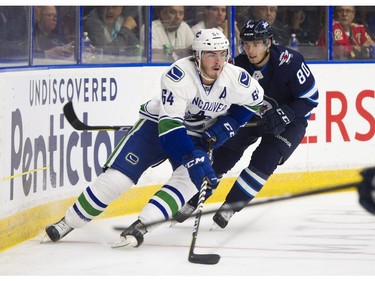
left=65, top=168, right=134, bottom=228
left=139, top=165, right=198, bottom=232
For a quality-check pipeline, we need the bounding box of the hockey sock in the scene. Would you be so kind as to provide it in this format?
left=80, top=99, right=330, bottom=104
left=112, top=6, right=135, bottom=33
left=225, top=165, right=269, bottom=212
left=65, top=168, right=134, bottom=228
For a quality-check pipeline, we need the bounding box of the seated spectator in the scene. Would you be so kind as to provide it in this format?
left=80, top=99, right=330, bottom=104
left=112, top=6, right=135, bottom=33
left=33, top=6, right=74, bottom=59
left=235, top=6, right=251, bottom=34
left=83, top=6, right=140, bottom=56
left=191, top=6, right=239, bottom=44
left=284, top=7, right=312, bottom=44
left=191, top=6, right=226, bottom=35
left=317, top=6, right=374, bottom=59
left=56, top=6, right=77, bottom=44
left=0, top=6, right=28, bottom=60
left=143, top=6, right=194, bottom=62
left=250, top=6, right=289, bottom=46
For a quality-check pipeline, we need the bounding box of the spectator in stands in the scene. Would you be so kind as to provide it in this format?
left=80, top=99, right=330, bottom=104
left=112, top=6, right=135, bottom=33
left=235, top=6, right=251, bottom=34
left=284, top=7, right=312, bottom=44
left=250, top=6, right=289, bottom=46
left=317, top=6, right=374, bottom=59
left=33, top=6, right=74, bottom=59
left=56, top=6, right=76, bottom=44
left=83, top=6, right=140, bottom=56
left=191, top=6, right=239, bottom=44
left=144, top=6, right=194, bottom=62
left=356, top=6, right=375, bottom=40
left=0, top=6, right=28, bottom=60
left=191, top=6, right=226, bottom=35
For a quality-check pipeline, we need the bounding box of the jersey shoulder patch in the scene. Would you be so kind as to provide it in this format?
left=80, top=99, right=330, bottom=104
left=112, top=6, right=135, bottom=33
left=166, top=65, right=185, bottom=82
left=238, top=71, right=251, bottom=88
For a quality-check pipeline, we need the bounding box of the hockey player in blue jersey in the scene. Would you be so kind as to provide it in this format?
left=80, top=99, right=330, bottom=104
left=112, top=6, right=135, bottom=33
left=44, top=28, right=264, bottom=245
left=174, top=19, right=319, bottom=228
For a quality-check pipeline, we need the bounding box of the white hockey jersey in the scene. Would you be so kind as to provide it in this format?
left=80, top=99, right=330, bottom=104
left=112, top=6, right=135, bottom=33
left=140, top=57, right=264, bottom=137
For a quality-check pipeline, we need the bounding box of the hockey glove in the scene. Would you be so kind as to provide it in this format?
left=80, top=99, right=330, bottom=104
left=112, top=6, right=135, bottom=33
left=358, top=167, right=375, bottom=215
left=202, top=115, right=239, bottom=150
left=182, top=150, right=218, bottom=190
left=262, top=104, right=295, bottom=135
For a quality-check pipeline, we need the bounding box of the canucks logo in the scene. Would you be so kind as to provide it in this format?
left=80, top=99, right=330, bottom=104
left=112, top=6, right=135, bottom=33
left=125, top=152, right=139, bottom=165
left=238, top=71, right=250, bottom=88
left=166, top=65, right=185, bottom=82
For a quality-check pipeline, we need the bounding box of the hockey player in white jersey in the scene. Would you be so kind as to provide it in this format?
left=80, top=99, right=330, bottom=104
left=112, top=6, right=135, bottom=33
left=44, top=28, right=264, bottom=245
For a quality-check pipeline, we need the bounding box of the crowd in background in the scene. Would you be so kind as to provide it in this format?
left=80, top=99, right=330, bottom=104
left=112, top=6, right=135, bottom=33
left=1, top=5, right=375, bottom=66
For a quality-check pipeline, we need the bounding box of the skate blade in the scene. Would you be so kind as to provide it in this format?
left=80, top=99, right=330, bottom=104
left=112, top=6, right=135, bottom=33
left=209, top=222, right=220, bottom=231
left=111, top=236, right=137, bottom=248
left=40, top=233, right=51, bottom=244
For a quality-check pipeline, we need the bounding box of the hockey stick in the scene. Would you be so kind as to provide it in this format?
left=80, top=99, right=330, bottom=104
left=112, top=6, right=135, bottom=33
left=188, top=139, right=221, bottom=265
left=113, top=167, right=375, bottom=231
left=63, top=101, right=133, bottom=132
left=63, top=101, right=264, bottom=132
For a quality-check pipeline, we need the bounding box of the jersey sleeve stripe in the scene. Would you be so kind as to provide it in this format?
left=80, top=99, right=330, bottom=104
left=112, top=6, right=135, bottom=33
left=297, top=83, right=319, bottom=105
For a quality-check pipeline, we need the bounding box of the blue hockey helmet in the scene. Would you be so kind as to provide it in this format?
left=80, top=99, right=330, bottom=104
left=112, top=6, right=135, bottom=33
left=240, top=19, right=273, bottom=42
left=239, top=19, right=273, bottom=54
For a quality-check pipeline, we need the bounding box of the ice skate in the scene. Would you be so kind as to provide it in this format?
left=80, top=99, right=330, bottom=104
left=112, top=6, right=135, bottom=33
left=44, top=217, right=74, bottom=242
left=212, top=202, right=235, bottom=229
left=112, top=219, right=147, bottom=248
left=171, top=202, right=196, bottom=226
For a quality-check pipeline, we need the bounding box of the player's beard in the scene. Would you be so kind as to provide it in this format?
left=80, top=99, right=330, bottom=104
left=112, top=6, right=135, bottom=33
left=201, top=64, right=223, bottom=81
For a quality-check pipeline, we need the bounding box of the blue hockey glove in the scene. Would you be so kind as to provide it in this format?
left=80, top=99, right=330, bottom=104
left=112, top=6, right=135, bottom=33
left=182, top=150, right=218, bottom=190
left=202, top=115, right=239, bottom=150
left=262, top=104, right=295, bottom=135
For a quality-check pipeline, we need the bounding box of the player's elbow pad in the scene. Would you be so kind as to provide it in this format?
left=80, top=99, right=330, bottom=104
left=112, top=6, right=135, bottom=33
left=228, top=104, right=254, bottom=126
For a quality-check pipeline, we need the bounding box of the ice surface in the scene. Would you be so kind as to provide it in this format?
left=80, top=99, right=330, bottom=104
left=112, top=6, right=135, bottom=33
left=1, top=191, right=375, bottom=278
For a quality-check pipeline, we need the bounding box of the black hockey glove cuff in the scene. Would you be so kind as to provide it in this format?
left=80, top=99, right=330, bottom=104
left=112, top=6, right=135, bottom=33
left=262, top=104, right=295, bottom=135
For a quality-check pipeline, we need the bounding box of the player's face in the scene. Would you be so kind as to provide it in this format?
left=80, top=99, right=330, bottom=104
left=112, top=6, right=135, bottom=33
left=242, top=40, right=269, bottom=66
left=200, top=50, right=228, bottom=81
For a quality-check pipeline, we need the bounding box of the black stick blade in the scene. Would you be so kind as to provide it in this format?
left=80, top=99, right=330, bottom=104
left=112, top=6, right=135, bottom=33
left=63, top=101, right=132, bottom=131
left=63, top=101, right=86, bottom=130
left=188, top=253, right=221, bottom=265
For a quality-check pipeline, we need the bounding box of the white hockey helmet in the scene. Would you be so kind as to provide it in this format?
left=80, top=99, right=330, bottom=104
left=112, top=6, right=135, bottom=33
left=192, top=28, right=230, bottom=59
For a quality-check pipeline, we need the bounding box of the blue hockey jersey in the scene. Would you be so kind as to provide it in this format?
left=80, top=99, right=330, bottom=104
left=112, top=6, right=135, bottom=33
left=234, top=44, right=319, bottom=119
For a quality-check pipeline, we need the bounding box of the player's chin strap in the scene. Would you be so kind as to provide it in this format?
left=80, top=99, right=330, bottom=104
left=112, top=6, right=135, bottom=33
left=253, top=47, right=270, bottom=67
left=195, top=59, right=215, bottom=82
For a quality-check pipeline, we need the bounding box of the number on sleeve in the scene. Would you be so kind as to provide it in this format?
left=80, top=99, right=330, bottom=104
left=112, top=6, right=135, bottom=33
left=296, top=62, right=311, bottom=85
left=161, top=89, right=175, bottom=105
left=251, top=89, right=260, bottom=101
